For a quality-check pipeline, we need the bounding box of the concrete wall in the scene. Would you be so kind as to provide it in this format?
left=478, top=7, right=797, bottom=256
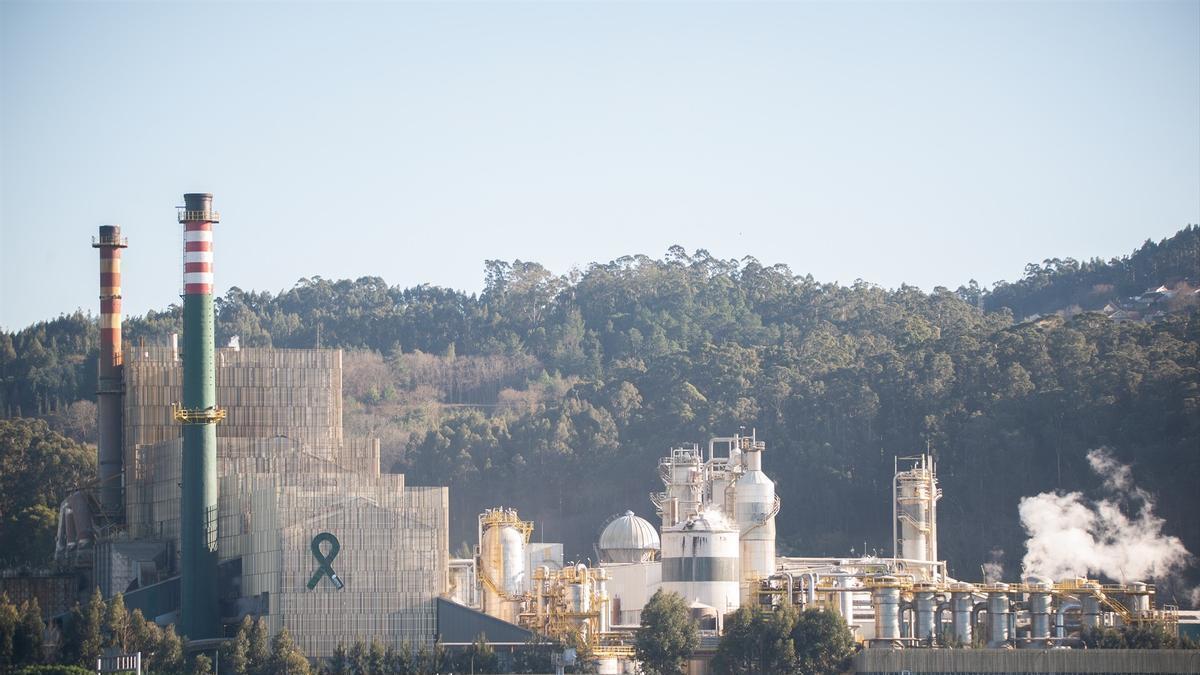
left=854, top=648, right=1200, bottom=674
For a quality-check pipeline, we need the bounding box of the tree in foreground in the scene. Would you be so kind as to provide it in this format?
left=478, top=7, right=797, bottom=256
left=269, top=627, right=310, bottom=675
left=712, top=605, right=797, bottom=675
left=790, top=608, right=856, bottom=675
left=635, top=590, right=698, bottom=675
left=713, top=606, right=855, bottom=675
left=15, top=598, right=45, bottom=666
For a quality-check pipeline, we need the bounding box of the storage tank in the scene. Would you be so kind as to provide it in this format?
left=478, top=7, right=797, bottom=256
left=478, top=508, right=532, bottom=624
left=914, top=583, right=938, bottom=642
left=598, top=511, right=661, bottom=563
left=950, top=583, right=975, bottom=645
left=871, top=577, right=902, bottom=643
left=1029, top=582, right=1052, bottom=642
left=733, top=435, right=777, bottom=604
left=987, top=584, right=1011, bottom=647
left=660, top=509, right=740, bottom=617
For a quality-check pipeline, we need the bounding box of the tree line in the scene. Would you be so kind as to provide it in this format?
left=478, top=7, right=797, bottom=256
left=2, top=232, right=1198, bottom=595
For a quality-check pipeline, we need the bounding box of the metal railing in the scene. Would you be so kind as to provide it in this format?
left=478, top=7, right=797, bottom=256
left=176, top=210, right=220, bottom=223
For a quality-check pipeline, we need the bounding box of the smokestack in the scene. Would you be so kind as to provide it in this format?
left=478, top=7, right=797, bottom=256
left=176, top=193, right=222, bottom=639
left=93, top=225, right=127, bottom=522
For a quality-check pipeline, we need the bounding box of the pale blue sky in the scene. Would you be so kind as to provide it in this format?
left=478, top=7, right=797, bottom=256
left=2, top=1, right=1197, bottom=331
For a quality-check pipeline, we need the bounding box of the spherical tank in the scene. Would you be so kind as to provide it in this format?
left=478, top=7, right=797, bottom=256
left=599, top=511, right=661, bottom=563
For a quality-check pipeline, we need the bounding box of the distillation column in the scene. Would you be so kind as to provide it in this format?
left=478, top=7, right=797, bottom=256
left=893, top=454, right=941, bottom=565
left=178, top=193, right=223, bottom=639
left=734, top=435, right=777, bottom=604
left=93, top=226, right=127, bottom=522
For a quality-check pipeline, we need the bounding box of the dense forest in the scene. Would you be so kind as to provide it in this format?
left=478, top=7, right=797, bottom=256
left=1, top=228, right=1197, bottom=604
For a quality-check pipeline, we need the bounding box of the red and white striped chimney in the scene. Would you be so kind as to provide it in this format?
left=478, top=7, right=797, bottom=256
left=93, top=225, right=127, bottom=521
left=183, top=198, right=214, bottom=295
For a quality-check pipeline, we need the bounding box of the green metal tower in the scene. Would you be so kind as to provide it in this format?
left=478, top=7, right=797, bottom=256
left=176, top=193, right=223, bottom=639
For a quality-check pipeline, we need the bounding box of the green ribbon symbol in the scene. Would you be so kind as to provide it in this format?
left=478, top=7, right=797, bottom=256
left=307, top=532, right=345, bottom=590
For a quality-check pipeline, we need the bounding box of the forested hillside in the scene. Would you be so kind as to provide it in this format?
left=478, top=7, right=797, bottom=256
left=984, top=224, right=1199, bottom=319
left=2, top=234, right=1198, bottom=599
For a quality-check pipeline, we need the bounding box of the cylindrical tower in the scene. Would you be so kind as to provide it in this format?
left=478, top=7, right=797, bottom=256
left=93, top=225, right=127, bottom=522
left=986, top=584, right=1011, bottom=647
left=871, top=577, right=902, bottom=643
left=1029, top=583, right=1052, bottom=642
left=177, top=193, right=222, bottom=639
left=734, top=435, right=776, bottom=604
left=478, top=508, right=531, bottom=624
left=1081, top=587, right=1102, bottom=631
left=893, top=454, right=941, bottom=565
left=950, top=583, right=975, bottom=645
left=661, top=510, right=740, bottom=617
left=1127, top=581, right=1152, bottom=615
left=913, top=583, right=938, bottom=641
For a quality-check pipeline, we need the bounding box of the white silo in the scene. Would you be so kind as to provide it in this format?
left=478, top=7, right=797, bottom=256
left=660, top=509, right=740, bottom=617
left=733, top=435, right=777, bottom=603
left=478, top=508, right=531, bottom=624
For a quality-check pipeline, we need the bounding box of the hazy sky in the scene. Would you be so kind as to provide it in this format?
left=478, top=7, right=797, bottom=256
left=2, top=1, right=1197, bottom=331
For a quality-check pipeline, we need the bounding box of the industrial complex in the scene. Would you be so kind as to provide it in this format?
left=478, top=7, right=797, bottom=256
left=21, top=193, right=1195, bottom=673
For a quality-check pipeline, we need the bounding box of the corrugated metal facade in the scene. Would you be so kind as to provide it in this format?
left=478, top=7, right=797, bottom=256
left=119, top=346, right=448, bottom=658
left=853, top=648, right=1200, bottom=674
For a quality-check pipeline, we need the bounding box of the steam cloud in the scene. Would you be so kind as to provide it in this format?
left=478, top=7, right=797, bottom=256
left=981, top=547, right=1005, bottom=582
left=1019, top=448, right=1192, bottom=582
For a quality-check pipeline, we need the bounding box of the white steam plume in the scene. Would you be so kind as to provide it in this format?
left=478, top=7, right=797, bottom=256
left=1019, top=448, right=1192, bottom=582
left=981, top=547, right=1004, bottom=583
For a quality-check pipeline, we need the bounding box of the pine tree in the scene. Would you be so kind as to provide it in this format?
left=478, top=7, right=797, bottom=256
left=326, top=641, right=352, bottom=675
left=247, top=616, right=270, bottom=675
left=348, top=639, right=368, bottom=674
left=128, top=609, right=160, bottom=657
left=368, top=637, right=387, bottom=674
left=226, top=616, right=252, bottom=675
left=14, top=598, right=43, bottom=665
left=0, top=593, right=17, bottom=667
left=269, top=627, right=310, bottom=675
left=191, top=652, right=214, bottom=675
left=150, top=624, right=185, bottom=675
left=103, top=592, right=130, bottom=652
left=78, top=587, right=104, bottom=667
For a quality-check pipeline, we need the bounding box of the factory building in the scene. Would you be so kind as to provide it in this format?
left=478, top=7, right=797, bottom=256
left=53, top=195, right=449, bottom=660
left=32, top=191, right=1186, bottom=674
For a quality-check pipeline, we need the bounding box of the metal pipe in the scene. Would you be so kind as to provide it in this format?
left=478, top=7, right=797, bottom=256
left=179, top=193, right=221, bottom=639
left=934, top=600, right=951, bottom=644
left=971, top=602, right=988, bottom=645
left=900, top=601, right=914, bottom=638
left=93, top=225, right=127, bottom=522
left=800, top=573, right=817, bottom=607
left=768, top=572, right=794, bottom=607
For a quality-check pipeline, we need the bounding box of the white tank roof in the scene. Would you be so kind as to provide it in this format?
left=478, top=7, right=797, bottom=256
left=599, top=511, right=661, bottom=552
